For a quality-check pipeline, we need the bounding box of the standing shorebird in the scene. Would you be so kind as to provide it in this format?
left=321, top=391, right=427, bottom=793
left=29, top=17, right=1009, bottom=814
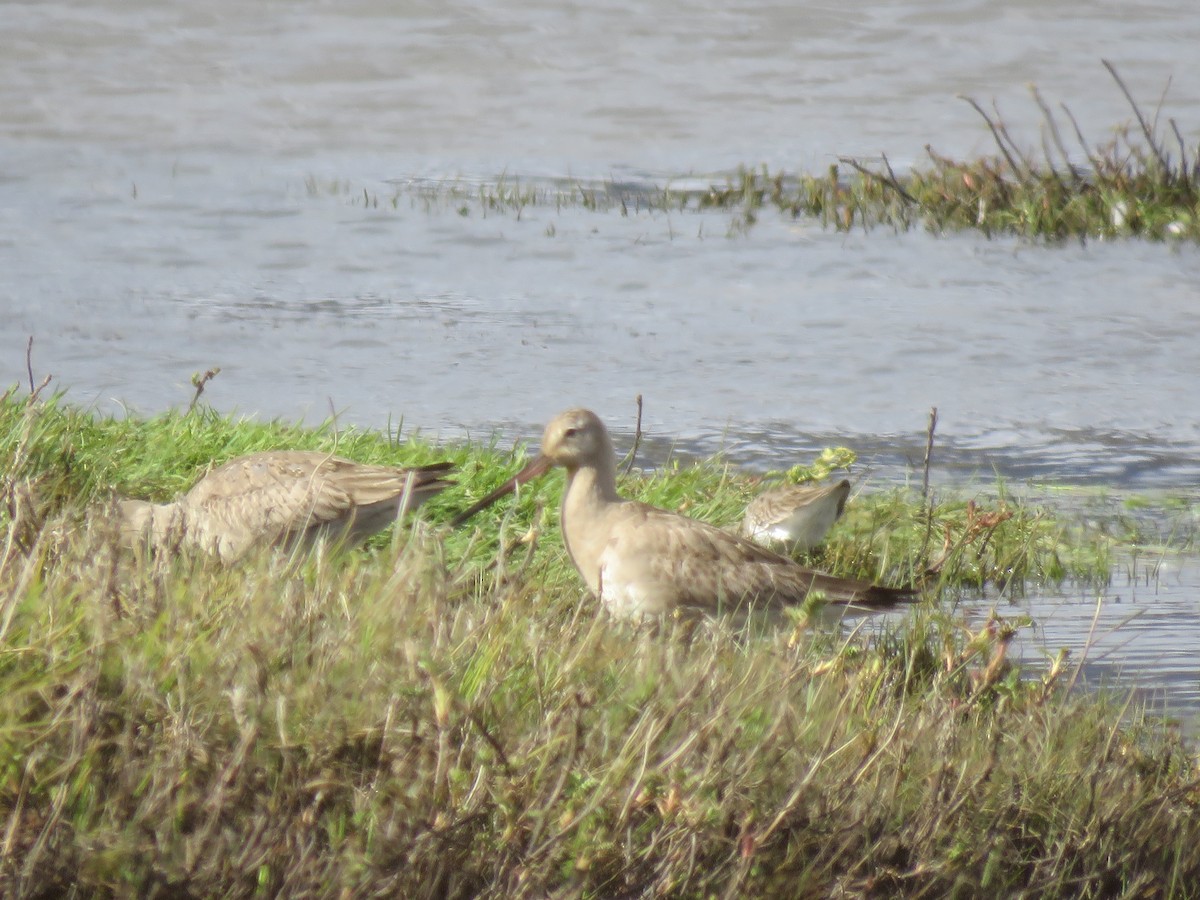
left=741, top=478, right=851, bottom=552
left=452, top=409, right=913, bottom=620
left=120, top=451, right=453, bottom=563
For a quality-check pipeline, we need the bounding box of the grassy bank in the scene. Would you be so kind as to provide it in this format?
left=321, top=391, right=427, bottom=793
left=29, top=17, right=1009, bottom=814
left=2, top=393, right=1197, bottom=897
left=330, top=65, right=1199, bottom=244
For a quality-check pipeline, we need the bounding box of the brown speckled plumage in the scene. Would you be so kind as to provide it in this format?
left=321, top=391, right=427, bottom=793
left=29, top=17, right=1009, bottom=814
left=120, top=451, right=453, bottom=562
left=454, top=409, right=912, bottom=619
left=741, top=478, right=851, bottom=551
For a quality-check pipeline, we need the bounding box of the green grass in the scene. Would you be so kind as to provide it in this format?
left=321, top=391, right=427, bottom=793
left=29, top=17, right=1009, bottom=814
left=1, top=392, right=1197, bottom=897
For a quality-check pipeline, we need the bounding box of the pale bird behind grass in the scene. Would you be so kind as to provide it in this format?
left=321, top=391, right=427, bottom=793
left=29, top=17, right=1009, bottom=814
left=741, top=478, right=851, bottom=552
left=119, top=450, right=453, bottom=563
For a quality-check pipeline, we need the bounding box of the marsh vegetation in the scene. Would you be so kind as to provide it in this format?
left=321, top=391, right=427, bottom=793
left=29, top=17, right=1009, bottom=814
left=2, top=389, right=1196, bottom=897
left=322, top=67, right=1199, bottom=244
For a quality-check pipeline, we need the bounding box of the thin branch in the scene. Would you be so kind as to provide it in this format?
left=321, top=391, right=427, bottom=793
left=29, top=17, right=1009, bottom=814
left=23, top=336, right=51, bottom=404
left=1039, top=129, right=1067, bottom=194
left=1169, top=119, right=1195, bottom=197
left=1030, top=85, right=1076, bottom=185
left=1102, top=59, right=1171, bottom=176
left=922, top=406, right=938, bottom=502
left=881, top=153, right=911, bottom=198
left=917, top=407, right=938, bottom=572
left=991, top=99, right=1036, bottom=180
left=837, top=155, right=918, bottom=204
left=28, top=376, right=51, bottom=405
left=1059, top=102, right=1106, bottom=177
left=187, top=367, right=221, bottom=415
left=959, top=95, right=1024, bottom=179
left=623, top=394, right=644, bottom=476
left=1151, top=73, right=1173, bottom=142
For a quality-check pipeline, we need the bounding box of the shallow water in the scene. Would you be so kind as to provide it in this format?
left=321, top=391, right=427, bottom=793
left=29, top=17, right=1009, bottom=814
left=2, top=0, right=1198, bottom=726
left=965, top=553, right=1200, bottom=734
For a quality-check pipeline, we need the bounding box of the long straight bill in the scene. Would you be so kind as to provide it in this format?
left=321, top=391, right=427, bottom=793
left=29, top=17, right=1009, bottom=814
left=449, top=454, right=553, bottom=528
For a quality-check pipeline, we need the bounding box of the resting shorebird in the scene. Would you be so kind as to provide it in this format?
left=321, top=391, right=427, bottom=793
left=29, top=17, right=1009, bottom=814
left=120, top=451, right=453, bottom=563
left=452, top=409, right=913, bottom=620
left=742, top=478, right=851, bottom=552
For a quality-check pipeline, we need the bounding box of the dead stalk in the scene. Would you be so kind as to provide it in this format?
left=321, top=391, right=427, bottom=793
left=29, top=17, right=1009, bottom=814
left=623, top=394, right=645, bottom=476
left=188, top=367, right=221, bottom=414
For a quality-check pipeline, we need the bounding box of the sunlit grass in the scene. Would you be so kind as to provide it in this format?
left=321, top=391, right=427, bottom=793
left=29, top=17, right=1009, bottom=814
left=1, top=391, right=1196, bottom=896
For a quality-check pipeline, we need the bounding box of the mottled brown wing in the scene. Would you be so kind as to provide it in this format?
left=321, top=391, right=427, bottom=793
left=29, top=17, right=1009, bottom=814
left=303, top=457, right=454, bottom=516
left=743, top=480, right=850, bottom=536
left=611, top=501, right=910, bottom=613
left=182, top=452, right=346, bottom=538
left=185, top=452, right=451, bottom=537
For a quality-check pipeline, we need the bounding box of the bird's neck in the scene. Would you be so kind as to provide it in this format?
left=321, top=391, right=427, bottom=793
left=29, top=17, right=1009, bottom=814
left=560, top=461, right=622, bottom=597
left=564, top=458, right=621, bottom=510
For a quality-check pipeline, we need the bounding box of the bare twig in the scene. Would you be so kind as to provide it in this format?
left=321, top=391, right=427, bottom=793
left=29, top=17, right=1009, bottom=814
left=1151, top=74, right=1173, bottom=143
left=924, top=144, right=957, bottom=170
left=1030, top=85, right=1075, bottom=188
left=1039, top=129, right=1063, bottom=190
left=880, top=153, right=911, bottom=198
left=1102, top=59, right=1171, bottom=176
left=1030, top=86, right=1072, bottom=171
left=1169, top=119, right=1195, bottom=197
left=326, top=397, right=342, bottom=451
left=922, top=406, right=938, bottom=502
left=992, top=99, right=1036, bottom=179
left=1059, top=102, right=1106, bottom=176
left=23, top=336, right=52, bottom=404
left=959, top=96, right=1024, bottom=178
left=837, top=155, right=918, bottom=205
left=187, top=367, right=221, bottom=414
left=28, top=376, right=51, bottom=406
left=916, top=407, right=938, bottom=571
left=623, top=394, right=644, bottom=476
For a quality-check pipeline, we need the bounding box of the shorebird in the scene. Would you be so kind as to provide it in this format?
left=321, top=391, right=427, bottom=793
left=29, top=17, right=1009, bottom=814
left=452, top=409, right=914, bottom=620
left=119, top=451, right=453, bottom=563
left=741, top=478, right=851, bottom=552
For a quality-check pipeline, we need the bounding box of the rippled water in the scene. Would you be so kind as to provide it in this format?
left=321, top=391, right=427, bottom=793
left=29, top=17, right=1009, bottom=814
left=2, top=0, right=1198, bottom=727
left=966, top=554, right=1200, bottom=731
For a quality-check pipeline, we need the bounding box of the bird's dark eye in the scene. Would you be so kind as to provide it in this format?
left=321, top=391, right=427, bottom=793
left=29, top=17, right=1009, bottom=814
left=563, top=427, right=578, bottom=438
